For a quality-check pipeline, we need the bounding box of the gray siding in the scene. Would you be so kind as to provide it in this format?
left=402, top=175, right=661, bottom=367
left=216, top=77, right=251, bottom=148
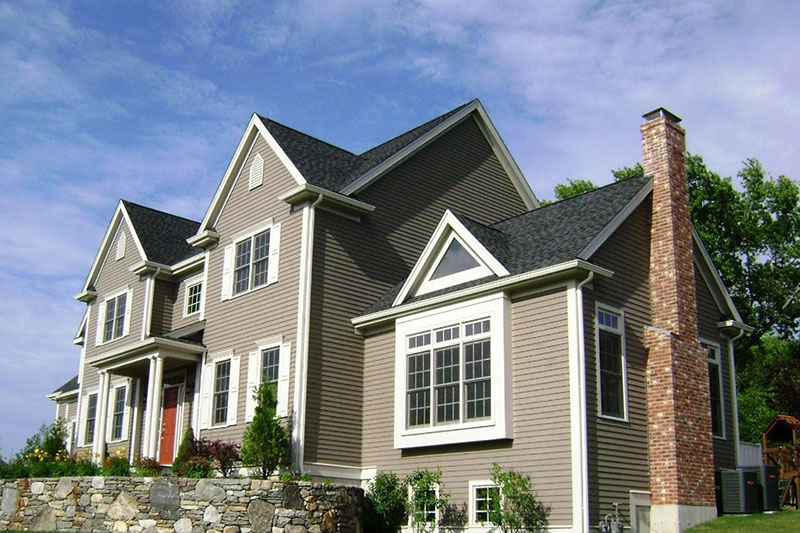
left=307, top=115, right=530, bottom=466
left=584, top=199, right=652, bottom=524
left=200, top=133, right=302, bottom=442
left=696, top=268, right=736, bottom=470
left=150, top=279, right=176, bottom=337
left=361, top=289, right=574, bottom=526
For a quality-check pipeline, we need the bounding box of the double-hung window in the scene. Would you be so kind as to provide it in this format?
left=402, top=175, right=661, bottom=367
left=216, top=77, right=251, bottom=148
left=222, top=219, right=281, bottom=300
left=185, top=280, right=202, bottom=316
left=111, top=386, right=127, bottom=441
left=246, top=341, right=290, bottom=421
left=103, top=293, right=127, bottom=342
left=395, top=293, right=511, bottom=448
left=406, top=318, right=491, bottom=429
left=234, top=230, right=270, bottom=295
left=597, top=306, right=627, bottom=420
left=213, top=360, right=231, bottom=426
left=85, top=393, right=98, bottom=444
left=261, top=346, right=280, bottom=386
left=705, top=342, right=725, bottom=438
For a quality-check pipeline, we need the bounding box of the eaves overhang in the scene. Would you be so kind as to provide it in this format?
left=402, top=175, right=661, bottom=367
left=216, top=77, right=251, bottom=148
left=187, top=230, right=220, bottom=249
left=352, top=259, right=613, bottom=332
left=279, top=183, right=375, bottom=220
left=87, top=336, right=206, bottom=370
left=74, top=289, right=97, bottom=303
left=717, top=319, right=754, bottom=337
left=129, top=253, right=204, bottom=279
left=47, top=389, right=78, bottom=402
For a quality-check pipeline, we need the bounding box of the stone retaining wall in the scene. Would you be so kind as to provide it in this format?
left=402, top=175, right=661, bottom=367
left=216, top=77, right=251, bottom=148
left=0, top=477, right=362, bottom=532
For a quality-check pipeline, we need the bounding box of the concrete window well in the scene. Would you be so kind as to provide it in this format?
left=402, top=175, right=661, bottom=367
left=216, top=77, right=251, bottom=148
left=0, top=476, right=363, bottom=532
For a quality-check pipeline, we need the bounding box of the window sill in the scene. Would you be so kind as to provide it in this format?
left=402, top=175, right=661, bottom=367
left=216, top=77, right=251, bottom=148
left=713, top=434, right=727, bottom=441
left=395, top=418, right=510, bottom=449
left=229, top=280, right=275, bottom=301
left=96, top=334, right=129, bottom=347
left=598, top=414, right=629, bottom=423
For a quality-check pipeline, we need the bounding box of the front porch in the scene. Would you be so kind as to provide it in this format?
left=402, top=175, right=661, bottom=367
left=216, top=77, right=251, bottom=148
left=87, top=336, right=205, bottom=465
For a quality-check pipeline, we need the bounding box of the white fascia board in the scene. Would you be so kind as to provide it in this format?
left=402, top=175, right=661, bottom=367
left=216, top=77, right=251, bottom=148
left=74, top=309, right=88, bottom=341
left=278, top=183, right=376, bottom=214
left=692, top=227, right=744, bottom=323
left=392, top=210, right=509, bottom=307
left=196, top=114, right=307, bottom=234
left=716, top=319, right=754, bottom=334
left=355, top=259, right=614, bottom=330
left=340, top=102, right=479, bottom=196
left=578, top=179, right=654, bottom=260
left=472, top=101, right=539, bottom=210
left=78, top=201, right=147, bottom=296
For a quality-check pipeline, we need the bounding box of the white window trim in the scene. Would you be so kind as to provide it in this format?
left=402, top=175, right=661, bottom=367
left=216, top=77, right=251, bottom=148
left=106, top=378, right=131, bottom=443
left=245, top=337, right=291, bottom=421
left=200, top=351, right=240, bottom=429
left=595, top=302, right=629, bottom=422
left=182, top=273, right=204, bottom=318
left=394, top=292, right=512, bottom=449
left=469, top=480, right=499, bottom=530
left=79, top=388, right=99, bottom=448
left=415, top=233, right=494, bottom=297
left=407, top=483, right=441, bottom=529
left=220, top=218, right=281, bottom=301
left=95, top=285, right=133, bottom=346
left=702, top=338, right=726, bottom=440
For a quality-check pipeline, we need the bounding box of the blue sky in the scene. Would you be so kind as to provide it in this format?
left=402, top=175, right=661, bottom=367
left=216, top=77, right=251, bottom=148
left=1, top=0, right=798, bottom=455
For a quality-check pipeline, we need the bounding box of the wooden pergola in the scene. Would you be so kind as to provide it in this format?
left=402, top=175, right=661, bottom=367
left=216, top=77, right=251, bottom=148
left=761, top=414, right=800, bottom=509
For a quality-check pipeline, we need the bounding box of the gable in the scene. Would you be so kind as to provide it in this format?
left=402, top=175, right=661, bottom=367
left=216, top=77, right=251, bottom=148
left=78, top=202, right=146, bottom=297
left=393, top=210, right=509, bottom=306
left=197, top=115, right=306, bottom=234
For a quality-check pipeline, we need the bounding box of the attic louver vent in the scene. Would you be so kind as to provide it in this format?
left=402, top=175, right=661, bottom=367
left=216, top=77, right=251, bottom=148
left=116, top=232, right=126, bottom=260
left=249, top=152, right=264, bottom=190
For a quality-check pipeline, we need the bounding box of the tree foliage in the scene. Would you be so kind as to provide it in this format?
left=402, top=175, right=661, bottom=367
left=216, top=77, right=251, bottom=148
left=406, top=469, right=449, bottom=533
left=487, top=463, right=549, bottom=533
left=241, top=382, right=289, bottom=479
left=364, top=471, right=407, bottom=533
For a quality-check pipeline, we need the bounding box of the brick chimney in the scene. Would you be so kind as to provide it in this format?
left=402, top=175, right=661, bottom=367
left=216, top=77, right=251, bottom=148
left=641, top=108, right=716, bottom=532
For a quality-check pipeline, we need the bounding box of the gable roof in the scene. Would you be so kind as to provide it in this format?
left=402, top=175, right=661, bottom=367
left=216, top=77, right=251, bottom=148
left=195, top=100, right=538, bottom=235
left=121, top=201, right=200, bottom=265
left=363, top=175, right=652, bottom=314
left=51, top=375, right=79, bottom=396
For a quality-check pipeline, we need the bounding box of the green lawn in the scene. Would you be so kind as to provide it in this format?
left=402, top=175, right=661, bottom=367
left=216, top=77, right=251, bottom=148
left=688, top=509, right=800, bottom=532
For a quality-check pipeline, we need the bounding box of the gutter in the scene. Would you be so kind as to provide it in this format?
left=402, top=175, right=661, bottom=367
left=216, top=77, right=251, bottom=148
left=352, top=259, right=614, bottom=330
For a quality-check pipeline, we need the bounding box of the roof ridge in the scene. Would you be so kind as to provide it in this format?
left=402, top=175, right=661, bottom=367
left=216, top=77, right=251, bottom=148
left=489, top=174, right=648, bottom=228
left=121, top=199, right=201, bottom=225
left=358, top=100, right=475, bottom=159
left=256, top=114, right=359, bottom=158
left=451, top=210, right=510, bottom=237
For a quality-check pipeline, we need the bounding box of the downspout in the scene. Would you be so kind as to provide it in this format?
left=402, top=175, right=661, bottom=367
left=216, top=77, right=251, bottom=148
left=728, top=328, right=746, bottom=465
left=575, top=271, right=593, bottom=532
left=293, top=193, right=324, bottom=472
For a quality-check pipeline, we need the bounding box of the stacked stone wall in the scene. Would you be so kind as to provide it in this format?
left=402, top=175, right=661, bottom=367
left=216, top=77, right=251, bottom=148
left=0, top=477, right=362, bottom=532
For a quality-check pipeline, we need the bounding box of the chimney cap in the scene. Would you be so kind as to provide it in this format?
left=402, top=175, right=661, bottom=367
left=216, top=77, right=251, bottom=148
left=643, top=107, right=682, bottom=124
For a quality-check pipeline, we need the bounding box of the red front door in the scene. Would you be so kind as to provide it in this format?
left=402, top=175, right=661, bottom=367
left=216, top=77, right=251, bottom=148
left=159, top=387, right=180, bottom=465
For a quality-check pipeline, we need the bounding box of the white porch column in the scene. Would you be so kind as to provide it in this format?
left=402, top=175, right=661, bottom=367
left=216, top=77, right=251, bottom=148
left=129, top=378, right=142, bottom=463
left=142, top=357, right=157, bottom=458
left=148, top=355, right=165, bottom=461
left=93, top=371, right=111, bottom=462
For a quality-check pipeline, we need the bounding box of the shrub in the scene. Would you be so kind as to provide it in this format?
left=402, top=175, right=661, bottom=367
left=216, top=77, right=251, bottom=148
left=183, top=456, right=213, bottom=478
left=365, top=471, right=407, bottom=533
left=206, top=440, right=241, bottom=478
left=22, top=420, right=68, bottom=462
left=487, top=463, right=549, bottom=533
left=102, top=456, right=131, bottom=477
left=241, top=382, right=289, bottom=479
left=406, top=469, right=449, bottom=533
left=172, top=428, right=195, bottom=475
left=132, top=457, right=162, bottom=477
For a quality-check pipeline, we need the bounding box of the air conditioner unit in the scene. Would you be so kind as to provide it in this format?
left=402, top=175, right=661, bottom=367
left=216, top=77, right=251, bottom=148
left=720, top=469, right=760, bottom=514
left=743, top=465, right=780, bottom=511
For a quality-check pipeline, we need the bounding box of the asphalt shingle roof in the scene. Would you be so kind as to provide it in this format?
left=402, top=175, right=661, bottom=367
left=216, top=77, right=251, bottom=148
left=122, top=201, right=201, bottom=265
left=363, top=174, right=650, bottom=315
left=257, top=101, right=473, bottom=193
left=51, top=375, right=79, bottom=395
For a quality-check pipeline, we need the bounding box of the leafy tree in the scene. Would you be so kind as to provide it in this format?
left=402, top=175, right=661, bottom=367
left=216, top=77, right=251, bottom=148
left=553, top=179, right=598, bottom=201
left=364, top=471, right=407, bottom=533
left=171, top=427, right=195, bottom=475
left=241, top=382, right=289, bottom=479
left=406, top=469, right=449, bottom=533
left=611, top=162, right=643, bottom=181
left=487, top=463, right=549, bottom=532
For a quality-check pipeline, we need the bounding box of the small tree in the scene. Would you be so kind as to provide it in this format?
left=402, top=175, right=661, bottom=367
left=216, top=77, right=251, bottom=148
left=365, top=471, right=407, bottom=533
left=406, top=469, right=449, bottom=533
left=241, top=382, right=289, bottom=479
left=488, top=463, right=549, bottom=532
left=171, top=427, right=195, bottom=475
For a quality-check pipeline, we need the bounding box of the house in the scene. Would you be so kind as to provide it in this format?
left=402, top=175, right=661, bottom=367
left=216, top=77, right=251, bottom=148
left=50, top=100, right=750, bottom=532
